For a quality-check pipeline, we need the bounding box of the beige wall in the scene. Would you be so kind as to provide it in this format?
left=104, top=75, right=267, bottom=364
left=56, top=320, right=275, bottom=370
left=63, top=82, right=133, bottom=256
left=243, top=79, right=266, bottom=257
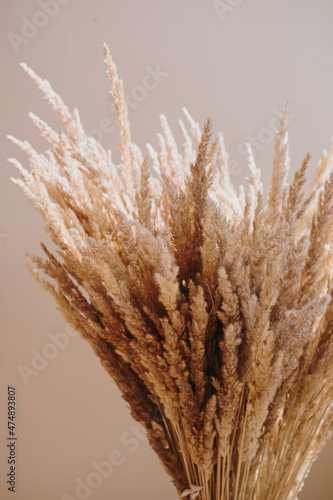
left=1, top=1, right=333, bottom=499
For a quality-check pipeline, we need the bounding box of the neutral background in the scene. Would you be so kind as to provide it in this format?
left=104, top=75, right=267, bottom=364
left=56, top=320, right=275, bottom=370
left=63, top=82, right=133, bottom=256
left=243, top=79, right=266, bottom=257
left=1, top=1, right=333, bottom=499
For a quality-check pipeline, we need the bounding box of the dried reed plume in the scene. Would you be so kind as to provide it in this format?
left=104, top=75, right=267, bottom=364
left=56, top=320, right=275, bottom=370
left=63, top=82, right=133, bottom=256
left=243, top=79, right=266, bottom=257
left=8, top=44, right=333, bottom=500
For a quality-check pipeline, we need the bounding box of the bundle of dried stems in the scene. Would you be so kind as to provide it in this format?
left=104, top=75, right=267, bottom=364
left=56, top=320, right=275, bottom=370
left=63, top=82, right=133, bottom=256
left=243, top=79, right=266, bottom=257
left=8, top=44, right=333, bottom=500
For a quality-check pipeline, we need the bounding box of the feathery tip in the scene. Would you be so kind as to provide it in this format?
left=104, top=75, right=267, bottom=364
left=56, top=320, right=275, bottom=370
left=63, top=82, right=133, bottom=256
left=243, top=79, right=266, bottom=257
left=103, top=42, right=111, bottom=60
left=7, top=158, right=18, bottom=165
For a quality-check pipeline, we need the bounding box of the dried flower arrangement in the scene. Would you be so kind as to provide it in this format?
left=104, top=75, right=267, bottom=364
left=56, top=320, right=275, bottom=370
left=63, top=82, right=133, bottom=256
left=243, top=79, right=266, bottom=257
left=8, top=44, right=333, bottom=500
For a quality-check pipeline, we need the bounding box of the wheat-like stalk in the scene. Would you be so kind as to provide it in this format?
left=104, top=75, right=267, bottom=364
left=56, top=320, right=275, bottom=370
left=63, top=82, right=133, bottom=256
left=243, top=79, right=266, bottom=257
left=8, top=44, right=333, bottom=500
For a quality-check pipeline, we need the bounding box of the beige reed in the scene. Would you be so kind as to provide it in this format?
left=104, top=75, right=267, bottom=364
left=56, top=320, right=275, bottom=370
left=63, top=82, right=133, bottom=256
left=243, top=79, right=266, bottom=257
left=8, top=44, right=333, bottom=500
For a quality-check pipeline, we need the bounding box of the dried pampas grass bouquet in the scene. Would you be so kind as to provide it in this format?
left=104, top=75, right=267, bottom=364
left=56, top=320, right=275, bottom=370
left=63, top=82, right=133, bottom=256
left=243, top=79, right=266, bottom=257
left=9, top=44, right=333, bottom=500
